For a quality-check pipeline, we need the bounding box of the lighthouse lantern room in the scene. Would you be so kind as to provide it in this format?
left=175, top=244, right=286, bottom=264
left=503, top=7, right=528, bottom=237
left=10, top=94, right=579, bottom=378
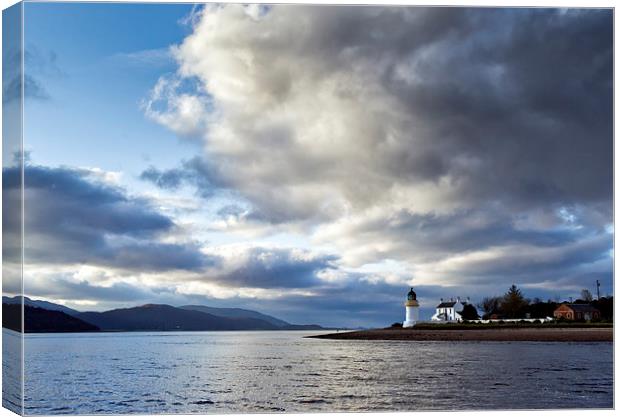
left=403, top=287, right=419, bottom=328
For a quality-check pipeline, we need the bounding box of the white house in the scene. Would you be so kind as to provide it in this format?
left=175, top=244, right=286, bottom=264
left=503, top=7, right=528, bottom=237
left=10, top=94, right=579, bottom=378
left=431, top=298, right=466, bottom=322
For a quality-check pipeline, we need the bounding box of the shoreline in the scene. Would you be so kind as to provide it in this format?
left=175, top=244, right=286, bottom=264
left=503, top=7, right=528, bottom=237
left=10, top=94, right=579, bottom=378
left=308, top=327, right=614, bottom=342
left=2, top=327, right=332, bottom=334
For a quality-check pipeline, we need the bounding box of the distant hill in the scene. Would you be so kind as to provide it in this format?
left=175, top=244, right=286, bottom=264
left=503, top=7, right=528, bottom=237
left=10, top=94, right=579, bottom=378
left=2, top=297, right=329, bottom=332
left=76, top=304, right=282, bottom=331
left=179, top=305, right=326, bottom=330
left=2, top=304, right=99, bottom=333
left=2, top=296, right=80, bottom=316
left=179, top=305, right=291, bottom=327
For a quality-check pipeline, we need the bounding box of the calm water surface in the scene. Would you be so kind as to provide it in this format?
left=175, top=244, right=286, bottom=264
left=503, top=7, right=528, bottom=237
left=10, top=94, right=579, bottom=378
left=8, top=330, right=613, bottom=414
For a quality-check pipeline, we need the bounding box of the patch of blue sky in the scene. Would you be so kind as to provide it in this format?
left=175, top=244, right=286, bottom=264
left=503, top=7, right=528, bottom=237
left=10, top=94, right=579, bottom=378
left=22, top=2, right=198, bottom=188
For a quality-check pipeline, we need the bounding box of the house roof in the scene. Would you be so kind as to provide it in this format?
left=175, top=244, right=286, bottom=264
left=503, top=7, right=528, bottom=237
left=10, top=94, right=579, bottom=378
left=437, top=301, right=457, bottom=308
left=558, top=303, right=600, bottom=313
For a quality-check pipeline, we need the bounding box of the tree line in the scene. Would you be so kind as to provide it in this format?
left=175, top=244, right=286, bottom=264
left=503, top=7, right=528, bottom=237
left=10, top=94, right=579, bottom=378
left=477, top=285, right=613, bottom=321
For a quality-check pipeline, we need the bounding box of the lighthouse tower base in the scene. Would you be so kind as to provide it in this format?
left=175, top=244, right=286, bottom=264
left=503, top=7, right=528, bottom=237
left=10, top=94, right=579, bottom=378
left=403, top=301, right=419, bottom=328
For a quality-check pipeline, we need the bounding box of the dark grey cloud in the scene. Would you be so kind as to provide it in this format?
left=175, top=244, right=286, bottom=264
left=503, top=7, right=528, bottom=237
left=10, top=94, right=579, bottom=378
left=28, top=278, right=156, bottom=303
left=379, top=8, right=612, bottom=210
left=342, top=208, right=581, bottom=261
left=23, top=276, right=213, bottom=312
left=450, top=234, right=612, bottom=282
left=140, top=166, right=186, bottom=189
left=3, top=164, right=212, bottom=271
left=212, top=247, right=337, bottom=289
left=140, top=156, right=223, bottom=198
left=253, top=281, right=410, bottom=327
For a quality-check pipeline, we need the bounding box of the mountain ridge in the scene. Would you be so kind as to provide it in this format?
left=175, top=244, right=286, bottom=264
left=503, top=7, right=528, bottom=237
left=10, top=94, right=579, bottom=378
left=179, top=304, right=291, bottom=327
left=2, top=304, right=99, bottom=333
left=3, top=295, right=80, bottom=315
left=76, top=304, right=282, bottom=331
left=2, top=297, right=329, bottom=332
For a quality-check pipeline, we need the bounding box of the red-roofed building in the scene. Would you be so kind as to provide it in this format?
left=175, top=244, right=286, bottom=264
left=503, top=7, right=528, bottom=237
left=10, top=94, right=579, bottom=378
left=553, top=304, right=601, bottom=321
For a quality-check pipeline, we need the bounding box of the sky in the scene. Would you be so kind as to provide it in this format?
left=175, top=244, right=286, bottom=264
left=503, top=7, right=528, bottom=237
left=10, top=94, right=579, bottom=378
left=3, top=3, right=613, bottom=327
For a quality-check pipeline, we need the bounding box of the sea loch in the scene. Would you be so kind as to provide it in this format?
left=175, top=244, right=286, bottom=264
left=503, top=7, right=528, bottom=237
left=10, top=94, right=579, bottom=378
left=5, top=329, right=612, bottom=414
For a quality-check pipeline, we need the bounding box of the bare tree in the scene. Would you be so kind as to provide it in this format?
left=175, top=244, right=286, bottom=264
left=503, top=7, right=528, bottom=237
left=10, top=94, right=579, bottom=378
left=580, top=289, right=593, bottom=303
left=478, top=296, right=502, bottom=318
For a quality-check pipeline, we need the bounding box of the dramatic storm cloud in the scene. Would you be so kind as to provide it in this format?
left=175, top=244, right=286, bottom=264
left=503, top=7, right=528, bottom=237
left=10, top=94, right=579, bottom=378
left=148, top=6, right=611, bottom=219
left=143, top=4, right=612, bottom=308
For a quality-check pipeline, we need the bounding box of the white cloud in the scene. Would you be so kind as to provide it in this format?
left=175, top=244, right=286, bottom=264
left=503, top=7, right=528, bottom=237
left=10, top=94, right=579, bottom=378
left=143, top=75, right=210, bottom=137
left=142, top=5, right=612, bottom=295
left=110, top=47, right=173, bottom=67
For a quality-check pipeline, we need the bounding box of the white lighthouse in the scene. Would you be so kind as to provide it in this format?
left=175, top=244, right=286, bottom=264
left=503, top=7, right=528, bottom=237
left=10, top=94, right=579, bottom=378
left=403, top=287, right=419, bottom=328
